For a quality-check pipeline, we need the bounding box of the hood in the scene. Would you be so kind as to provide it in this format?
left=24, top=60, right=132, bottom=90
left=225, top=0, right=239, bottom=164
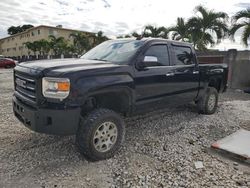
left=17, top=58, right=125, bottom=75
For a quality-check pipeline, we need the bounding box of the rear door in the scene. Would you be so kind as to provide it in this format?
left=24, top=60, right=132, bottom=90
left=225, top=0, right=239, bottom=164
left=169, top=44, right=200, bottom=103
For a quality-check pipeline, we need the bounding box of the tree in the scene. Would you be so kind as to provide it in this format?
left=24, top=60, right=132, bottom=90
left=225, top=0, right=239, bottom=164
left=230, top=9, right=250, bottom=47
left=124, top=34, right=132, bottom=38
left=49, top=35, right=68, bottom=56
left=24, top=41, right=39, bottom=57
left=131, top=31, right=142, bottom=39
left=188, top=5, right=228, bottom=50
left=8, top=26, right=22, bottom=35
left=117, top=26, right=169, bottom=40
left=33, top=41, right=41, bottom=58
left=37, top=39, right=51, bottom=57
left=57, top=39, right=70, bottom=56
left=7, top=25, right=34, bottom=35
left=116, top=34, right=132, bottom=39
left=21, top=24, right=34, bottom=31
left=92, top=31, right=109, bottom=46
left=70, top=32, right=91, bottom=55
left=142, top=25, right=169, bottom=38
left=67, top=44, right=77, bottom=55
left=169, top=17, right=192, bottom=42
left=25, top=38, right=68, bottom=59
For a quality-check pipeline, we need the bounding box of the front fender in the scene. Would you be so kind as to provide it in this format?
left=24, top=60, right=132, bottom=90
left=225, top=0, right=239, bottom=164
left=70, top=74, right=135, bottom=106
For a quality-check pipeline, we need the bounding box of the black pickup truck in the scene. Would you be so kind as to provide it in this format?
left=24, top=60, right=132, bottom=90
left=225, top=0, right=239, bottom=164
left=13, top=38, right=228, bottom=161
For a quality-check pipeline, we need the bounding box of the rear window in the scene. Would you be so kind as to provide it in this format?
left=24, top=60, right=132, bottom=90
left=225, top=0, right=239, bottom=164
left=172, top=46, right=194, bottom=65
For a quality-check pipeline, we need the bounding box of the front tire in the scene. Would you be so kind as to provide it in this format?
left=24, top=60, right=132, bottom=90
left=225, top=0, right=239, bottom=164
left=197, top=87, right=218, bottom=115
left=76, top=108, right=125, bottom=161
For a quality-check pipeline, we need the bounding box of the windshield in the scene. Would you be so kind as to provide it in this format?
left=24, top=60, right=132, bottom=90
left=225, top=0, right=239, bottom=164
left=81, top=40, right=144, bottom=63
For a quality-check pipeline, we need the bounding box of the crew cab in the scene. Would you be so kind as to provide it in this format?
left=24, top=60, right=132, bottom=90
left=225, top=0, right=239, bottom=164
left=12, top=38, right=228, bottom=161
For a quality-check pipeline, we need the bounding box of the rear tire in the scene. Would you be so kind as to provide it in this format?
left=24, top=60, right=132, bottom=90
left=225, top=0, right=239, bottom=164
left=76, top=108, right=125, bottom=161
left=197, top=87, right=218, bottom=115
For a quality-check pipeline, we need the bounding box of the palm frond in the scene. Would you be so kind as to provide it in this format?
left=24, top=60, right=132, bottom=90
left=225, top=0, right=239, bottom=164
left=230, top=23, right=246, bottom=40
left=171, top=32, right=179, bottom=40
left=195, top=5, right=209, bottom=19
left=232, top=9, right=250, bottom=22
left=242, top=25, right=250, bottom=47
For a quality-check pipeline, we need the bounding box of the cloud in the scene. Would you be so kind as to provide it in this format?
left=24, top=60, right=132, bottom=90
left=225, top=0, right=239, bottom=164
left=0, top=0, right=20, bottom=6
left=101, top=0, right=111, bottom=8
left=23, top=18, right=39, bottom=24
left=81, top=23, right=91, bottom=30
left=55, top=0, right=69, bottom=6
left=234, top=3, right=250, bottom=8
left=92, top=21, right=108, bottom=27
left=115, top=22, right=129, bottom=29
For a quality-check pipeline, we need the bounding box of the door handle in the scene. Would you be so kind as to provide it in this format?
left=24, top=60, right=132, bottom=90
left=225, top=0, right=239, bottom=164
left=193, top=71, right=199, bottom=74
left=166, top=72, right=175, bottom=76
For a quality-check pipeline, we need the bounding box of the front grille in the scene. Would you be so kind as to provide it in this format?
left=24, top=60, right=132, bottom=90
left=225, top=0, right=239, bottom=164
left=15, top=72, right=37, bottom=103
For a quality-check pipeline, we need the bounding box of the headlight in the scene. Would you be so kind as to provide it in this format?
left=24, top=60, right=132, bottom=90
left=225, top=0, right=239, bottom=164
left=42, top=77, right=70, bottom=100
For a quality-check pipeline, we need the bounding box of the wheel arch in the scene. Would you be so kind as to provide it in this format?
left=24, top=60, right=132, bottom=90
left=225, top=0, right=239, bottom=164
left=81, top=86, right=135, bottom=116
left=208, top=77, right=222, bottom=92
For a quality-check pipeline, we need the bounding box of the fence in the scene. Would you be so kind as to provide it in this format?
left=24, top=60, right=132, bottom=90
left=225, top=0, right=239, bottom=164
left=197, top=50, right=250, bottom=89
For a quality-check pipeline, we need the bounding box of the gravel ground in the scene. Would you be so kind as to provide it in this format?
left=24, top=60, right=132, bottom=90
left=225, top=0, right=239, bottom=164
left=0, top=68, right=249, bottom=188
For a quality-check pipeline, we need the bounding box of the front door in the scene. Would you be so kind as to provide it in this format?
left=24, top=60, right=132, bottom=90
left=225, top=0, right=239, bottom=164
left=134, top=44, right=180, bottom=110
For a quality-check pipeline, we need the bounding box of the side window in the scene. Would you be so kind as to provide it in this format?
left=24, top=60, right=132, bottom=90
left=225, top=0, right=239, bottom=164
left=144, top=45, right=169, bottom=66
left=173, top=46, right=194, bottom=65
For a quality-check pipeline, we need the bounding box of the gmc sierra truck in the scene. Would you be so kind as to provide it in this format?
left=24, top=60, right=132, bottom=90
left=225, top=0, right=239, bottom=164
left=13, top=38, right=228, bottom=161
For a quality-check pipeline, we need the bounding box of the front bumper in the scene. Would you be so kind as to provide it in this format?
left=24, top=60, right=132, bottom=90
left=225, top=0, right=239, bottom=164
left=13, top=96, right=81, bottom=135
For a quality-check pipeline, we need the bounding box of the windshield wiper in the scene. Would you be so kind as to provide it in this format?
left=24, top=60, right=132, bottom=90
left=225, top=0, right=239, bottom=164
left=90, top=58, right=107, bottom=62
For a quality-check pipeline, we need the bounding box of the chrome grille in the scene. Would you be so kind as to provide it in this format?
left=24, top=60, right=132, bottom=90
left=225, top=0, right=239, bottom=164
left=15, top=72, right=36, bottom=102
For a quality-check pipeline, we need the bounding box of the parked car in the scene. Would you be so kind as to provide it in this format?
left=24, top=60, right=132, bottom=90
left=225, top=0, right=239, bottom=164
left=0, top=58, right=16, bottom=68
left=12, top=38, right=228, bottom=161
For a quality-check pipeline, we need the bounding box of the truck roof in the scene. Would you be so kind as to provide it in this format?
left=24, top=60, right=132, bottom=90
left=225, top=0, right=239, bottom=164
left=112, top=38, right=193, bottom=47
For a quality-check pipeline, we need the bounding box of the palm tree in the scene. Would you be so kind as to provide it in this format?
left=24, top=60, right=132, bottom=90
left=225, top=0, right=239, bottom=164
left=169, top=17, right=192, bottom=42
left=24, top=41, right=39, bottom=57
left=142, top=25, right=169, bottom=38
left=33, top=41, right=42, bottom=58
left=230, top=9, right=250, bottom=47
left=37, top=39, right=51, bottom=58
left=117, top=34, right=131, bottom=39
left=188, top=5, right=228, bottom=50
left=70, top=32, right=91, bottom=55
left=124, top=34, right=132, bottom=38
left=67, top=44, right=77, bottom=56
left=49, top=35, right=67, bottom=56
left=131, top=31, right=142, bottom=39
left=57, top=40, right=70, bottom=56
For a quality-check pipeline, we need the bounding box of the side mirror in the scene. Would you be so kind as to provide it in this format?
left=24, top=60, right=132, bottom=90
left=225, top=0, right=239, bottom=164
left=139, top=56, right=158, bottom=68
left=137, top=56, right=159, bottom=70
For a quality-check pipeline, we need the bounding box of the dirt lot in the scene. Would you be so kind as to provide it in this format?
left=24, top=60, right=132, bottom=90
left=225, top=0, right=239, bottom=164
left=0, top=68, right=249, bottom=188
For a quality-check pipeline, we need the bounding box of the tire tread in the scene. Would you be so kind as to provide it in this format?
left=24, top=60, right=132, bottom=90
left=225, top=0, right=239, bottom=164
left=76, top=108, right=125, bottom=161
left=197, top=87, right=218, bottom=115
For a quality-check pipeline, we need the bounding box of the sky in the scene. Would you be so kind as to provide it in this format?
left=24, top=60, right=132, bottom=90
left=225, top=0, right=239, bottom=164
left=0, top=0, right=249, bottom=50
